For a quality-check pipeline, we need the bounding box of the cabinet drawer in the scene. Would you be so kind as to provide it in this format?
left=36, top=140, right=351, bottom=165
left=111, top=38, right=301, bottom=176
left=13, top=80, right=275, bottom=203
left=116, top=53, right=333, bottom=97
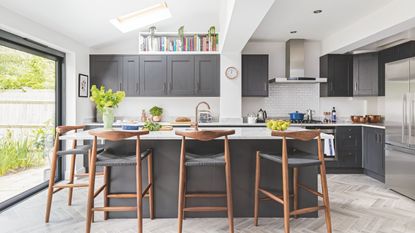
left=337, top=150, right=362, bottom=167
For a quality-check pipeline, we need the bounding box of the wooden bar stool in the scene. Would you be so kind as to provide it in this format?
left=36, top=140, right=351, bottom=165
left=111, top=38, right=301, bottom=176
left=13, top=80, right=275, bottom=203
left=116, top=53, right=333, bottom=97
left=86, top=130, right=154, bottom=233
left=253, top=130, right=332, bottom=233
left=45, top=125, right=104, bottom=223
left=175, top=129, right=235, bottom=233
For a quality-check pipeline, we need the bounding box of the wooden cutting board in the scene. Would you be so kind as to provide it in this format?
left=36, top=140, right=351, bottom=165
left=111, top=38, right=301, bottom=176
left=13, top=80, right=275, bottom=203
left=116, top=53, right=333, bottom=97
left=169, top=121, right=192, bottom=125
left=142, top=125, right=173, bottom=131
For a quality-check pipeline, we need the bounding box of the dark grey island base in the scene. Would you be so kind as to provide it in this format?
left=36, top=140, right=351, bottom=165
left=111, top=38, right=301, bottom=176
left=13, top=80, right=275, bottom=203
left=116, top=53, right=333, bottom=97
left=104, top=139, right=318, bottom=219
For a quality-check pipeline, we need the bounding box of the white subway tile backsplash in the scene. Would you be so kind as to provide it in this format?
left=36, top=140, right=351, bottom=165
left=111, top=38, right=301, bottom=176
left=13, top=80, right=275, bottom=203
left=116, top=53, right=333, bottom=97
left=242, top=84, right=320, bottom=117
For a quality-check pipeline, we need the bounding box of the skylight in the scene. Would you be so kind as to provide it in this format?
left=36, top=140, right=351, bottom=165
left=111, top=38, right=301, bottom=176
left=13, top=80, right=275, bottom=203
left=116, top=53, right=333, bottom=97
left=110, top=2, right=171, bottom=33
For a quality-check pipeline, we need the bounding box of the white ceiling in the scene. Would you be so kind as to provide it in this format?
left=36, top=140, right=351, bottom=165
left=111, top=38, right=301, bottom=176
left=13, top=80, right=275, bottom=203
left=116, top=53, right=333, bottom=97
left=252, top=0, right=394, bottom=42
left=0, top=0, right=220, bottom=47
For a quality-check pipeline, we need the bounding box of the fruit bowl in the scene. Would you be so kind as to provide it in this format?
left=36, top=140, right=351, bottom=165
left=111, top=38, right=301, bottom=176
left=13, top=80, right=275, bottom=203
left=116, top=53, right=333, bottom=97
left=266, top=120, right=291, bottom=131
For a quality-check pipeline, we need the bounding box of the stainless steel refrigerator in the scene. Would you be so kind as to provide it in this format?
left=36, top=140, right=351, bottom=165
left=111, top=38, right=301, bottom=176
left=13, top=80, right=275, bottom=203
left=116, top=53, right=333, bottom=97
left=385, top=57, right=415, bottom=199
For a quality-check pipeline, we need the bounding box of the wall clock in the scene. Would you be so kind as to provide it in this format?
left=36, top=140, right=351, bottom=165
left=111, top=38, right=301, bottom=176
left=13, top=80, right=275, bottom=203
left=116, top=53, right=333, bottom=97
left=225, top=66, right=239, bottom=79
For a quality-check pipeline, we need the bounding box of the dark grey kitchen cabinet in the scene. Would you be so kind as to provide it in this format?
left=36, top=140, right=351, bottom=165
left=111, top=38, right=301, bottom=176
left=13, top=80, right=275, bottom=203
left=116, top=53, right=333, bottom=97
left=353, top=53, right=379, bottom=96
left=335, top=126, right=362, bottom=168
left=320, top=54, right=353, bottom=97
left=363, top=127, right=385, bottom=182
left=139, top=55, right=168, bottom=96
left=242, top=54, right=269, bottom=97
left=167, top=55, right=195, bottom=96
left=122, top=56, right=139, bottom=96
left=195, top=55, right=220, bottom=96
left=90, top=55, right=123, bottom=91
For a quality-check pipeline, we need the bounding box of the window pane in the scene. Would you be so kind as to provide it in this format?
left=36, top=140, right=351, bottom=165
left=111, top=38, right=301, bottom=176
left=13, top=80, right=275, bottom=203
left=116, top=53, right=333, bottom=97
left=0, top=45, right=55, bottom=203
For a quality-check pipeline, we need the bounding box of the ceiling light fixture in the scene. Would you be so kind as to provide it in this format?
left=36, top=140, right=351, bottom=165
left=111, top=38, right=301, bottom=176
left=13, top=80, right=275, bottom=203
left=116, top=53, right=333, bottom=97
left=313, top=9, right=322, bottom=14
left=290, top=31, right=297, bottom=34
left=110, top=2, right=171, bottom=33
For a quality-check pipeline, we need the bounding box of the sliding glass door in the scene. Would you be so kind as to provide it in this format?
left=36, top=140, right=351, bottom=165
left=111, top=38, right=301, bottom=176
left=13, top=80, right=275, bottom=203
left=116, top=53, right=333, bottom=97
left=0, top=31, right=64, bottom=210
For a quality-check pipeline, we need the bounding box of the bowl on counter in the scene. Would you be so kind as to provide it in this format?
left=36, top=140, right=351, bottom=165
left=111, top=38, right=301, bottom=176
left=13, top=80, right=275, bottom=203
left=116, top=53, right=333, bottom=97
left=366, top=115, right=382, bottom=123
left=289, top=111, right=305, bottom=121
left=350, top=115, right=368, bottom=123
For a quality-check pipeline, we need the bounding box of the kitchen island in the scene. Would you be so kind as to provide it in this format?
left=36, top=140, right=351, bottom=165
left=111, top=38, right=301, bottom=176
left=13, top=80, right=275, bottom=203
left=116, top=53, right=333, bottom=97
left=62, top=127, right=333, bottom=219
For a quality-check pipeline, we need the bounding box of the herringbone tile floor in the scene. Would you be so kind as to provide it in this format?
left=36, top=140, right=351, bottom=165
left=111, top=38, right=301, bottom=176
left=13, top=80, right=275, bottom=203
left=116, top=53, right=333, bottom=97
left=0, top=174, right=414, bottom=233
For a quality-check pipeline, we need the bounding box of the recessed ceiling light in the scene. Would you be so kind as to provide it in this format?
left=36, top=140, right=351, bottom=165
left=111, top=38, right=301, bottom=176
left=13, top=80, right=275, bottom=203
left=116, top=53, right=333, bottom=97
left=110, top=2, right=171, bottom=33
left=290, top=31, right=297, bottom=34
left=313, top=9, right=322, bottom=14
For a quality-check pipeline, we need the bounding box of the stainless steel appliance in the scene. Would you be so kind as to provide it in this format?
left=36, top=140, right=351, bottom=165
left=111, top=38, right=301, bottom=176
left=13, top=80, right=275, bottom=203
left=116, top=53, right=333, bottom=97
left=385, top=57, right=415, bottom=199
left=257, top=109, right=267, bottom=123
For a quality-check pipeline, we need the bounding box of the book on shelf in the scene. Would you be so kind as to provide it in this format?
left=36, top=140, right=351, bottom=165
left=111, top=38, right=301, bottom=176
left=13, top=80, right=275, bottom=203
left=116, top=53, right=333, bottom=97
left=139, top=33, right=218, bottom=52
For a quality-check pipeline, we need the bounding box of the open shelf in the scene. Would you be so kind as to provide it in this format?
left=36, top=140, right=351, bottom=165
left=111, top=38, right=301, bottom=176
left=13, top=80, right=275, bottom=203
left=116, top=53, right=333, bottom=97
left=138, top=31, right=219, bottom=54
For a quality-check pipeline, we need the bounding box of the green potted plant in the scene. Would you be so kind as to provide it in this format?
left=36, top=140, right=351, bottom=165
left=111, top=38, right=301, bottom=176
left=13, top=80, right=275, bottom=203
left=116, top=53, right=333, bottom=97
left=90, top=85, right=125, bottom=129
left=149, top=106, right=163, bottom=122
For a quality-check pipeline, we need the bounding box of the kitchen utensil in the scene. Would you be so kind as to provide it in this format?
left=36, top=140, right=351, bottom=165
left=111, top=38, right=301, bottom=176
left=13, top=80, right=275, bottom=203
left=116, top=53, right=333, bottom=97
left=305, top=109, right=314, bottom=122
left=257, top=109, right=267, bottom=123
left=289, top=111, right=305, bottom=121
left=198, top=109, right=213, bottom=123
left=351, top=115, right=362, bottom=123
left=247, top=113, right=257, bottom=124
left=366, top=115, right=382, bottom=123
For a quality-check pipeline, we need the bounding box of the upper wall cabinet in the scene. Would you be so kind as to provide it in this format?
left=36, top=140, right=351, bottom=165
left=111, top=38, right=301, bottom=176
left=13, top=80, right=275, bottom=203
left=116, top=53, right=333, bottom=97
left=139, top=55, right=168, bottom=96
left=167, top=55, right=195, bottom=96
left=353, top=53, right=379, bottom=96
left=242, top=55, right=269, bottom=97
left=320, top=54, right=353, bottom=97
left=90, top=54, right=220, bottom=97
left=122, top=56, right=139, bottom=96
left=90, top=55, right=123, bottom=92
left=195, top=55, right=220, bottom=96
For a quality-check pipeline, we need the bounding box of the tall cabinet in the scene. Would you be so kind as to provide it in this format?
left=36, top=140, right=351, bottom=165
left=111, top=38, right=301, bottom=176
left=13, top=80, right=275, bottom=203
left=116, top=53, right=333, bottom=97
left=90, top=55, right=123, bottom=92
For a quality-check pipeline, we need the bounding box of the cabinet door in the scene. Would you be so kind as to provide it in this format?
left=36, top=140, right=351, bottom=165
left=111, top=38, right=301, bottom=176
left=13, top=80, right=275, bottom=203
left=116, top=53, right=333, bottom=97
left=167, top=55, right=195, bottom=96
left=195, top=55, right=220, bottom=96
left=329, top=55, right=353, bottom=97
left=364, top=128, right=385, bottom=176
left=90, top=55, right=122, bottom=91
left=335, top=126, right=362, bottom=167
left=123, top=56, right=139, bottom=96
left=353, top=53, right=378, bottom=96
left=242, top=55, right=269, bottom=97
left=139, top=55, right=167, bottom=96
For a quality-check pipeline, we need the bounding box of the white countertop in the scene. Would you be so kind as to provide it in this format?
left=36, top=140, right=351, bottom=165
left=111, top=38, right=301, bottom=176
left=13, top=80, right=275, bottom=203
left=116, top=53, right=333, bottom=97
left=60, top=127, right=334, bottom=141
left=84, top=121, right=385, bottom=129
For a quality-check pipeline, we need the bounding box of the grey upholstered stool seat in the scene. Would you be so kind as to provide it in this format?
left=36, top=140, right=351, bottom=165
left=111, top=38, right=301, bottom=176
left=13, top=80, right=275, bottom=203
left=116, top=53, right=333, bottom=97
left=259, top=151, right=321, bottom=168
left=96, top=148, right=152, bottom=167
left=185, top=152, right=225, bottom=167
left=57, top=144, right=104, bottom=156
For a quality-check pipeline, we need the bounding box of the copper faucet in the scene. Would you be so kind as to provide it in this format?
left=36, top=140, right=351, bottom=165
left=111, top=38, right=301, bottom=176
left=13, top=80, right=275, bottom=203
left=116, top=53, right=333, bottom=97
left=194, top=101, right=211, bottom=131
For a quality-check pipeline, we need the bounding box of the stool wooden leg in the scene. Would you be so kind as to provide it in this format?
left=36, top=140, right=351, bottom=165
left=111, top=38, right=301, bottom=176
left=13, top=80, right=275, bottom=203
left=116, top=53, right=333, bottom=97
left=85, top=141, right=98, bottom=233
left=103, top=166, right=109, bottom=220
left=177, top=138, right=186, bottom=233
left=224, top=137, right=234, bottom=233
left=136, top=155, right=143, bottom=233
left=254, top=151, right=261, bottom=226
left=293, top=167, right=299, bottom=219
left=67, top=153, right=76, bottom=206
left=147, top=151, right=154, bottom=220
left=320, top=164, right=332, bottom=233
left=282, top=139, right=290, bottom=233
left=45, top=148, right=58, bottom=223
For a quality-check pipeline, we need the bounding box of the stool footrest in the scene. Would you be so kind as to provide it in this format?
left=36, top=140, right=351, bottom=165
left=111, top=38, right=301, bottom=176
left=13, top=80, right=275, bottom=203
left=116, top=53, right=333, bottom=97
left=92, top=206, right=137, bottom=212
left=183, top=206, right=227, bottom=212
left=290, top=206, right=325, bottom=216
left=142, top=184, right=152, bottom=198
left=53, top=183, right=89, bottom=189
left=258, top=188, right=284, bottom=204
left=94, top=184, right=106, bottom=198
left=298, top=184, right=323, bottom=197
left=107, top=193, right=137, bottom=199
left=185, top=193, right=227, bottom=198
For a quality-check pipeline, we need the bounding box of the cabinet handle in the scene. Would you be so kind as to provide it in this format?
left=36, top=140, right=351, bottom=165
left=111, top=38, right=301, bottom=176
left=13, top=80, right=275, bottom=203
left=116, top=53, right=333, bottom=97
left=348, top=135, right=352, bottom=139
left=196, top=81, right=200, bottom=91
left=163, top=83, right=166, bottom=93
left=355, top=82, right=358, bottom=91
left=264, top=82, right=267, bottom=91
left=119, top=83, right=122, bottom=91
left=136, top=83, right=139, bottom=93
left=169, top=82, right=172, bottom=91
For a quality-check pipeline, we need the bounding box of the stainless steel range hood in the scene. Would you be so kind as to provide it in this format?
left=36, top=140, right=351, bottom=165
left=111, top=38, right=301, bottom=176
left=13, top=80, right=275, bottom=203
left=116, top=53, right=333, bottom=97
left=269, top=39, right=326, bottom=83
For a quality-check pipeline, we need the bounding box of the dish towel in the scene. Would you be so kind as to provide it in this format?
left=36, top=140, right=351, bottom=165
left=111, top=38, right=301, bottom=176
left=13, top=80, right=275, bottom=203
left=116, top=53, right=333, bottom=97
left=324, top=138, right=335, bottom=157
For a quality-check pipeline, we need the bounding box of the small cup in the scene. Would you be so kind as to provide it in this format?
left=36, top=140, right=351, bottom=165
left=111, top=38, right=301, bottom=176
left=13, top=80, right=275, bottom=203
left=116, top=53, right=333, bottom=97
left=247, top=116, right=257, bottom=124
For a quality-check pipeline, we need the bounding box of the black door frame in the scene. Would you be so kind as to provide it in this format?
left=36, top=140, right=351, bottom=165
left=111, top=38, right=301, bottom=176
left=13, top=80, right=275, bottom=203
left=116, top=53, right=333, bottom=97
left=0, top=29, right=66, bottom=212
